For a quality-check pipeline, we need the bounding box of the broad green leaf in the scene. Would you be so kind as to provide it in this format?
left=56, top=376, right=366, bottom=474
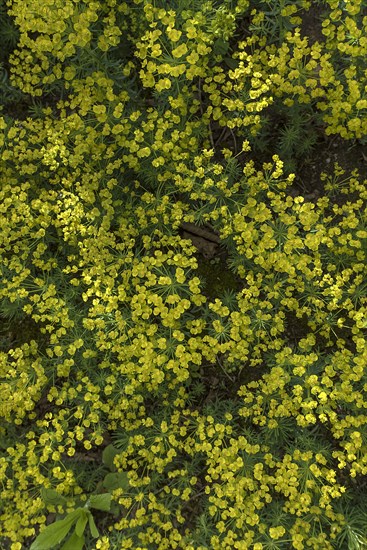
left=224, top=57, right=239, bottom=69
left=88, top=512, right=99, bottom=538
left=110, top=501, right=121, bottom=517
left=29, top=509, right=82, bottom=550
left=40, top=488, right=67, bottom=507
left=75, top=510, right=88, bottom=537
left=102, top=472, right=129, bottom=492
left=88, top=493, right=112, bottom=512
left=102, top=444, right=119, bottom=472
left=213, top=38, right=229, bottom=55
left=60, top=532, right=85, bottom=550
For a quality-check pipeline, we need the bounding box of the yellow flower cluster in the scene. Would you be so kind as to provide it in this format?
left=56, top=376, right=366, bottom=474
left=230, top=1, right=367, bottom=139
left=1, top=0, right=367, bottom=548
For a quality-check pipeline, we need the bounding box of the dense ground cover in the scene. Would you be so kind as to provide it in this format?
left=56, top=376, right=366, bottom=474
left=1, top=0, right=367, bottom=548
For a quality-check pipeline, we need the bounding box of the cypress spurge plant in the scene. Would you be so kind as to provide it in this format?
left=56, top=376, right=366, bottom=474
left=1, top=0, right=367, bottom=549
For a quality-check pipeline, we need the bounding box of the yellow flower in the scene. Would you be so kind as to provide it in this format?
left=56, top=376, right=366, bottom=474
left=269, top=526, right=286, bottom=539
left=167, top=28, right=182, bottom=42
left=172, top=43, right=188, bottom=58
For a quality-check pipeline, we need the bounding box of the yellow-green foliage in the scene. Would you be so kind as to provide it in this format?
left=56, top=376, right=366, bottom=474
left=1, top=1, right=367, bottom=549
